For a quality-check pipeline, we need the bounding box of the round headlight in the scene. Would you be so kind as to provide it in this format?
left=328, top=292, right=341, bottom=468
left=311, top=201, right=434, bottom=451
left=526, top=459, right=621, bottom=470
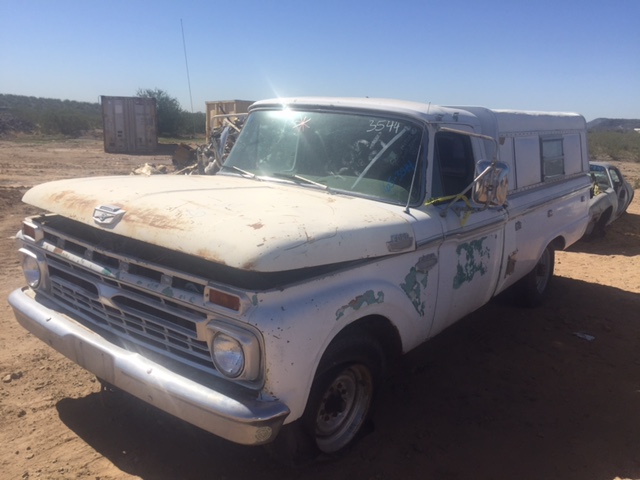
left=212, top=333, right=245, bottom=378
left=22, top=253, right=41, bottom=288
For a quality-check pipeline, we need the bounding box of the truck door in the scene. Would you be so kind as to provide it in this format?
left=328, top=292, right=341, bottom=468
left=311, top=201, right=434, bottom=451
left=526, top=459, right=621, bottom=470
left=608, top=166, right=628, bottom=216
left=426, top=127, right=507, bottom=337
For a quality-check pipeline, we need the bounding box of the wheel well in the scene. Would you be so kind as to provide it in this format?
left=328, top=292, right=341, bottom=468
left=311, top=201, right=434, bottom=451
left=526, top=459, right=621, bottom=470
left=601, top=206, right=613, bottom=223
left=330, top=315, right=403, bottom=370
left=550, top=235, right=566, bottom=251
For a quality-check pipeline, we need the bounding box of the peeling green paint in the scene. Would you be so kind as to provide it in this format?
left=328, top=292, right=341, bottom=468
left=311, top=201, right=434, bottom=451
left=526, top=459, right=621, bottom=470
left=453, top=237, right=490, bottom=289
left=161, top=286, right=174, bottom=297
left=102, top=268, right=115, bottom=277
left=336, top=290, right=384, bottom=321
left=401, top=267, right=429, bottom=316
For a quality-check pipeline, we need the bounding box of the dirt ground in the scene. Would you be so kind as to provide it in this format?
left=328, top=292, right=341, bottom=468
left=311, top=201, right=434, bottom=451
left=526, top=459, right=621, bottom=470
left=1, top=136, right=639, bottom=480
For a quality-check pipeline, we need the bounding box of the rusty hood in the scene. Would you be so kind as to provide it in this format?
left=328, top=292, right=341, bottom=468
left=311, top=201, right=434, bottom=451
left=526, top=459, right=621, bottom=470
left=22, top=174, right=417, bottom=272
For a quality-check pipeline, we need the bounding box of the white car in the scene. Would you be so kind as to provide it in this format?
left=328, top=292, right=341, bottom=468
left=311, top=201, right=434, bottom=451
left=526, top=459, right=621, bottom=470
left=586, top=161, right=635, bottom=236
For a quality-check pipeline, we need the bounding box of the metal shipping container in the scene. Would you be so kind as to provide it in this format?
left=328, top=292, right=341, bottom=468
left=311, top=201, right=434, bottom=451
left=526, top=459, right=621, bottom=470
left=102, top=96, right=157, bottom=153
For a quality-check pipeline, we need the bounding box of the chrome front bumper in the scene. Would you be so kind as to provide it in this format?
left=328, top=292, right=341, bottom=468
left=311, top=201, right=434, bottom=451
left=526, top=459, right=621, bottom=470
left=8, top=287, right=290, bottom=446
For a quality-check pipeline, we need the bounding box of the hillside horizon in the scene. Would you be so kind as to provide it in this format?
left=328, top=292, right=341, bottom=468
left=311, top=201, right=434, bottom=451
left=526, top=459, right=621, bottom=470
left=2, top=93, right=640, bottom=124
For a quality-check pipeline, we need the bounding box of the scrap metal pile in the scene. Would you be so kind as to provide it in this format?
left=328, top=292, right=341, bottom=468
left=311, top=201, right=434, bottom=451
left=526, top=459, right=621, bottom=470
left=193, top=114, right=246, bottom=175
left=131, top=114, right=246, bottom=176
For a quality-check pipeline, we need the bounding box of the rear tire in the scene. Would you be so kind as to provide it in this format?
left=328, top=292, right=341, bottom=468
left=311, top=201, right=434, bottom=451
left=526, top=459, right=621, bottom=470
left=518, top=245, right=555, bottom=307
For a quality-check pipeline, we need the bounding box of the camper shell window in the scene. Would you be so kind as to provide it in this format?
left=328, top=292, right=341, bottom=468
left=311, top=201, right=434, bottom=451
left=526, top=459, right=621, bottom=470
left=542, top=137, right=564, bottom=179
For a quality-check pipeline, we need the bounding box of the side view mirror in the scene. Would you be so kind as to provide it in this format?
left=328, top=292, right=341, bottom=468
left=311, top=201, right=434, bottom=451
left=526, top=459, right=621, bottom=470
left=473, top=160, right=509, bottom=206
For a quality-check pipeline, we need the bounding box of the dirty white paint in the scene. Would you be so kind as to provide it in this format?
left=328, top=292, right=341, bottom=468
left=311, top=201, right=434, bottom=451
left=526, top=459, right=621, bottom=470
left=22, top=174, right=416, bottom=272
left=13, top=97, right=594, bottom=445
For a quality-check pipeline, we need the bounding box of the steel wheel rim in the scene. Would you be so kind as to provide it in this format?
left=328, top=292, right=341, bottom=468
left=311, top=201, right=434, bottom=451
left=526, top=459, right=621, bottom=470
left=314, top=364, right=373, bottom=453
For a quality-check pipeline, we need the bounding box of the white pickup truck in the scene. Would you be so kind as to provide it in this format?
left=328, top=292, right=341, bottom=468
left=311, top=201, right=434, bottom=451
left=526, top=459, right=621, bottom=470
left=9, top=97, right=591, bottom=462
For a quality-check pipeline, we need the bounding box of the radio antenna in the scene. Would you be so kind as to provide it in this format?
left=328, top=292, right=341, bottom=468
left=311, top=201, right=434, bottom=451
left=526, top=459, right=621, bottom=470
left=181, top=19, right=196, bottom=137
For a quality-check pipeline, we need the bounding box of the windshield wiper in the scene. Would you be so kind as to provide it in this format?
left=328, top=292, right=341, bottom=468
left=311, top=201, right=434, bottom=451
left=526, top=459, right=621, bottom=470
left=271, top=172, right=329, bottom=190
left=220, top=165, right=257, bottom=178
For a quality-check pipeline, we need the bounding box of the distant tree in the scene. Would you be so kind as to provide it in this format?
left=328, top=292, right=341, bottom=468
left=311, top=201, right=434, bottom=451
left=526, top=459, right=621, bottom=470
left=180, top=110, right=206, bottom=137
left=136, top=88, right=184, bottom=137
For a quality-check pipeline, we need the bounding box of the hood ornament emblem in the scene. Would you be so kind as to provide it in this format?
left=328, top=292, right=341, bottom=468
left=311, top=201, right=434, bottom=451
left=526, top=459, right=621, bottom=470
left=93, top=205, right=126, bottom=226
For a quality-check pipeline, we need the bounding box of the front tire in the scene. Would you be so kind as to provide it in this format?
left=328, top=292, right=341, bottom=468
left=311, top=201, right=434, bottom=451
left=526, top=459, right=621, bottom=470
left=310, top=361, right=375, bottom=453
left=265, top=333, right=383, bottom=464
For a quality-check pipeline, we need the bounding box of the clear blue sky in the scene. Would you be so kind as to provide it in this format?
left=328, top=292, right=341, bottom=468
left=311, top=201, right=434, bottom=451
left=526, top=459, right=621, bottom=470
left=1, top=0, right=638, bottom=121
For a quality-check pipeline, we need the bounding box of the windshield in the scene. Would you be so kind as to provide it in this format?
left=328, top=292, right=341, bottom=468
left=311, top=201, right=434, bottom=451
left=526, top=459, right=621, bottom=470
left=223, top=109, right=425, bottom=204
left=590, top=164, right=612, bottom=189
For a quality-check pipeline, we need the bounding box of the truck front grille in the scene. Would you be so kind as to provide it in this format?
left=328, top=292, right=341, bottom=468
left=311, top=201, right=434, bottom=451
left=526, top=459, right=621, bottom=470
left=36, top=223, right=218, bottom=376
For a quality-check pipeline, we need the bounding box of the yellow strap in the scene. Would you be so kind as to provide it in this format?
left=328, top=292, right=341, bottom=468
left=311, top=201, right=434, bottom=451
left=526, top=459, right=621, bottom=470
left=459, top=196, right=472, bottom=226
left=424, top=194, right=473, bottom=226
left=423, top=195, right=458, bottom=207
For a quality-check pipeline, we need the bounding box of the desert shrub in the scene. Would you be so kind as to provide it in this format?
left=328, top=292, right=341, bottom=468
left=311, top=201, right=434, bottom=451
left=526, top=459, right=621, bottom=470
left=588, top=131, right=640, bottom=162
left=0, top=94, right=101, bottom=136
left=40, top=111, right=93, bottom=136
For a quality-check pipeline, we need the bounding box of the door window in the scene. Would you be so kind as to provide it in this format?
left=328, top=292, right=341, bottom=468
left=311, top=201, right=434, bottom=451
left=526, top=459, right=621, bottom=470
left=431, top=131, right=475, bottom=198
